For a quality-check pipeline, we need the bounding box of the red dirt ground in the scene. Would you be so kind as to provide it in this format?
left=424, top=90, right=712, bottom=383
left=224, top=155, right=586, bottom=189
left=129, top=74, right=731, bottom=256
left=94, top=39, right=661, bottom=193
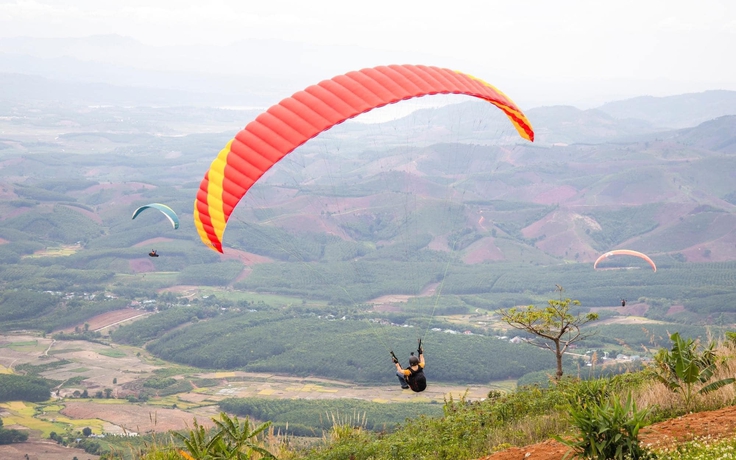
left=220, top=248, right=273, bottom=284
left=129, top=258, right=155, bottom=273
left=521, top=210, right=598, bottom=262
left=478, top=405, right=736, bottom=460
left=589, top=302, right=650, bottom=318
left=463, top=237, right=505, bottom=264
left=158, top=285, right=199, bottom=294
left=61, top=402, right=215, bottom=433
left=60, top=307, right=146, bottom=333
left=680, top=230, right=736, bottom=262
left=220, top=248, right=272, bottom=266
left=0, top=439, right=98, bottom=460
left=533, top=185, right=578, bottom=205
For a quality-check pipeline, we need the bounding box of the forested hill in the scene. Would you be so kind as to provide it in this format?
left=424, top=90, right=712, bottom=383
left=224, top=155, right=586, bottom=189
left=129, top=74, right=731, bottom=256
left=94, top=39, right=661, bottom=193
left=2, top=96, right=736, bottom=269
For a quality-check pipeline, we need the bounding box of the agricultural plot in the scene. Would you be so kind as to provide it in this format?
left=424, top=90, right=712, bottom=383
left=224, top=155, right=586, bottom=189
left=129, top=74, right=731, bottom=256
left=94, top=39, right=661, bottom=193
left=0, top=439, right=99, bottom=460
left=21, top=243, right=83, bottom=259
left=0, top=332, right=498, bottom=444
left=60, top=307, right=150, bottom=334
left=61, top=402, right=217, bottom=433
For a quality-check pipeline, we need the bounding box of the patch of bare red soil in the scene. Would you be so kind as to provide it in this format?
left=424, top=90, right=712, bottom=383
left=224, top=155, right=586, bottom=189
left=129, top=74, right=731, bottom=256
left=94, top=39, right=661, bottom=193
left=61, top=402, right=214, bottom=433
left=464, top=237, right=505, bottom=264
left=478, top=405, right=736, bottom=460
left=60, top=307, right=146, bottom=333
left=221, top=248, right=273, bottom=284
left=220, top=248, right=272, bottom=265
left=159, top=285, right=199, bottom=294
left=620, top=302, right=649, bottom=317
left=533, top=185, right=578, bottom=205
left=680, top=229, right=736, bottom=262
left=129, top=258, right=155, bottom=273
left=591, top=303, right=649, bottom=317
left=0, top=439, right=99, bottom=460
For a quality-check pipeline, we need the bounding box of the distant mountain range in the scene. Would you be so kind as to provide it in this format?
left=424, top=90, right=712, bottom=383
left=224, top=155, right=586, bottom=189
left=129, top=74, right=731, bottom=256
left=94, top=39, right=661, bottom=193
left=2, top=34, right=736, bottom=124
left=1, top=98, right=736, bottom=267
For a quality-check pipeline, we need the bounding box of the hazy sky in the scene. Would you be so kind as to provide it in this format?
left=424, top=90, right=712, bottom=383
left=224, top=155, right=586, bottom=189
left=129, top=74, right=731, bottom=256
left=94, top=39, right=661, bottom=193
left=1, top=0, right=735, bottom=106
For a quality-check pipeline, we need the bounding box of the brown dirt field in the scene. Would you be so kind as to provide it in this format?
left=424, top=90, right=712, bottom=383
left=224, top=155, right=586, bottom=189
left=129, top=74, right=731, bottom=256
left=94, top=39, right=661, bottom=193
left=158, top=285, right=199, bottom=296
left=428, top=233, right=451, bottom=252
left=0, top=237, right=7, bottom=244
left=591, top=302, right=649, bottom=317
left=478, top=405, right=736, bottom=460
left=369, top=282, right=438, bottom=305
left=220, top=248, right=272, bottom=266
left=129, top=258, right=155, bottom=273
left=0, top=439, right=99, bottom=460
left=220, top=249, right=273, bottom=284
left=680, top=230, right=736, bottom=262
left=464, top=237, right=505, bottom=264
left=533, top=185, right=578, bottom=205
left=595, top=315, right=667, bottom=327
left=667, top=304, right=685, bottom=315
left=60, top=308, right=149, bottom=333
left=61, top=402, right=215, bottom=433
left=521, top=210, right=598, bottom=262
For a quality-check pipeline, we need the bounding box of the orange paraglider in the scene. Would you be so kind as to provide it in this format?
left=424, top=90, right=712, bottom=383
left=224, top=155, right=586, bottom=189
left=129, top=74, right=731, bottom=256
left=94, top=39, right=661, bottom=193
left=594, top=250, right=657, bottom=272
left=194, top=64, right=535, bottom=253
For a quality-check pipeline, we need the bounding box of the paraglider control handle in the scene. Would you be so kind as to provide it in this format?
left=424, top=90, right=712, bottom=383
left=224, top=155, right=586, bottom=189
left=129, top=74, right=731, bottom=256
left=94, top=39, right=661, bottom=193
left=417, top=338, right=423, bottom=355
left=390, top=351, right=399, bottom=364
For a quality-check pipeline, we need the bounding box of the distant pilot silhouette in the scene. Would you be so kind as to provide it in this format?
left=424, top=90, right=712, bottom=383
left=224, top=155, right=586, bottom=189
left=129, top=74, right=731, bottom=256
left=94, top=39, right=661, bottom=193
left=621, top=299, right=626, bottom=307
left=149, top=250, right=159, bottom=258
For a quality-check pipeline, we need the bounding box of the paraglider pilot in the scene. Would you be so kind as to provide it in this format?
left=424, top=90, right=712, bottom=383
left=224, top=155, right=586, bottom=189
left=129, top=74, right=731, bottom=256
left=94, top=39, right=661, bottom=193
left=391, top=339, right=426, bottom=392
left=149, top=249, right=159, bottom=258
left=621, top=299, right=626, bottom=307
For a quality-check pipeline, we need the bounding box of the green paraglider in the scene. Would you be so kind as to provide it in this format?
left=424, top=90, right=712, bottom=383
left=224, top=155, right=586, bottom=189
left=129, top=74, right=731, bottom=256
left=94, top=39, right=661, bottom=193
left=132, top=203, right=179, bottom=229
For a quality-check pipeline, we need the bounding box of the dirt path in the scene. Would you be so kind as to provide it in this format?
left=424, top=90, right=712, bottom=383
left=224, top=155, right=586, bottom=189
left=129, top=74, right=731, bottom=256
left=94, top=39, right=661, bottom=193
left=43, top=339, right=55, bottom=356
left=478, top=405, right=736, bottom=460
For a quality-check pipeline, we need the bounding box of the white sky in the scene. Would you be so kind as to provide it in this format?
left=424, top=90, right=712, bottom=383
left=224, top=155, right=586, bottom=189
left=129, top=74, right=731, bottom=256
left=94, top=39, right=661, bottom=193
left=1, top=0, right=735, bottom=106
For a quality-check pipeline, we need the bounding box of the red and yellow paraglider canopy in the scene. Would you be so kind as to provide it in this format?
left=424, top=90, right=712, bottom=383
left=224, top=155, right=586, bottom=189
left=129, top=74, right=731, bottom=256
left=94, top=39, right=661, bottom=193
left=194, top=64, right=535, bottom=253
left=593, top=250, right=657, bottom=272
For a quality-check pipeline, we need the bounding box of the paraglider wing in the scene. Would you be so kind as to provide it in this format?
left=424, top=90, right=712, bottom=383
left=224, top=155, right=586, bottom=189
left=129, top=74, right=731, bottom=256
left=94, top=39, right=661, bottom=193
left=132, top=203, right=180, bottom=229
left=194, top=64, right=535, bottom=253
left=593, top=249, right=656, bottom=272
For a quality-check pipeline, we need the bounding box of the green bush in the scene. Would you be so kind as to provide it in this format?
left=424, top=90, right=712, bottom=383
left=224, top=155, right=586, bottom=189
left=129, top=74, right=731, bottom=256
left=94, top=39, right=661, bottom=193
left=143, top=377, right=177, bottom=389
left=557, top=393, right=651, bottom=460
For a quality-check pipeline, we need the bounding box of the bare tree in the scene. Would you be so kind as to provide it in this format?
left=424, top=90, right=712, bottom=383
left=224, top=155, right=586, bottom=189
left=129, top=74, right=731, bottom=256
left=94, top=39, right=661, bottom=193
left=498, top=285, right=598, bottom=380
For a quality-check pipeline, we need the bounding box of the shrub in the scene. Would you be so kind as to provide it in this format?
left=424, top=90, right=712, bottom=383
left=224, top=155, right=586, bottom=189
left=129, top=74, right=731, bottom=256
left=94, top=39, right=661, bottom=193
left=557, top=393, right=651, bottom=460
left=653, top=332, right=735, bottom=409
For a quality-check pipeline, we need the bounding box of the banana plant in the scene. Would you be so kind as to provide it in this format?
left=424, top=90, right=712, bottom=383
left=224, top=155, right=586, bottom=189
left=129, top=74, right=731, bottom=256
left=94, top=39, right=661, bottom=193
left=653, top=332, right=735, bottom=409
left=212, top=413, right=276, bottom=459
left=174, top=413, right=275, bottom=460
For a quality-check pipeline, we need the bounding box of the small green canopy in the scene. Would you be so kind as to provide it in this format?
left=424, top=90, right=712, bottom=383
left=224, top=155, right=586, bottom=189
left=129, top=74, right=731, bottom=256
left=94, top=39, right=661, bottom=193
left=131, top=203, right=179, bottom=229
